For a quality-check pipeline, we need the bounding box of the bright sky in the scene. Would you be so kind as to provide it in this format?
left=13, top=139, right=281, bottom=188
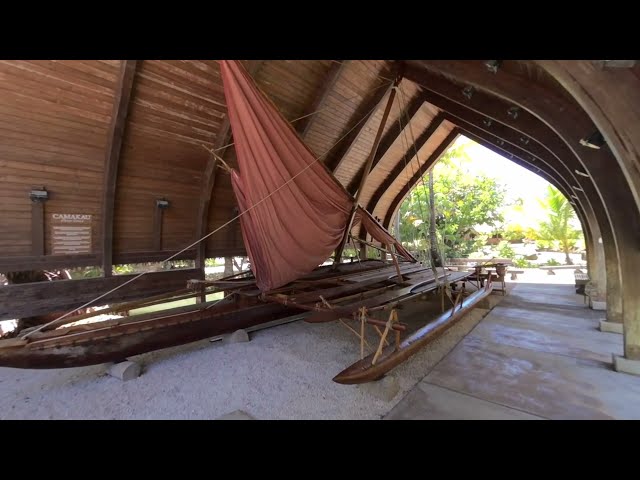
left=445, top=135, right=555, bottom=229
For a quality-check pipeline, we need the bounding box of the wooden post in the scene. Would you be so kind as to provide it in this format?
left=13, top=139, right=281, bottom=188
left=389, top=244, right=403, bottom=282
left=30, top=188, right=46, bottom=256
left=333, top=73, right=403, bottom=267
left=152, top=199, right=166, bottom=251
left=360, top=307, right=366, bottom=359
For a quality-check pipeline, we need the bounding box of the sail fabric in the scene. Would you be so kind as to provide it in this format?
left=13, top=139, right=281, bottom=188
left=219, top=60, right=415, bottom=292
left=354, top=207, right=417, bottom=262
left=221, top=60, right=353, bottom=291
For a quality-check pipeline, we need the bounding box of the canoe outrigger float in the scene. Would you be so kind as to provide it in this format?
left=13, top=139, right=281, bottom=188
left=0, top=60, right=494, bottom=382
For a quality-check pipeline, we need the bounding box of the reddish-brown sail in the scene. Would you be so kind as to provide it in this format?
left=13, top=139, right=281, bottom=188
left=219, top=60, right=415, bottom=291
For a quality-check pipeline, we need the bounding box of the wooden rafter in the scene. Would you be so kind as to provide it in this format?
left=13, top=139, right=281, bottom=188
left=325, top=63, right=398, bottom=173
left=404, top=62, right=606, bottom=241
left=449, top=117, right=578, bottom=197
left=102, top=60, right=138, bottom=277
left=461, top=129, right=591, bottom=230
left=382, top=129, right=459, bottom=229
left=296, top=60, right=348, bottom=138
left=195, top=60, right=264, bottom=270
left=346, top=93, right=424, bottom=194
left=334, top=74, right=402, bottom=265
left=362, top=111, right=445, bottom=234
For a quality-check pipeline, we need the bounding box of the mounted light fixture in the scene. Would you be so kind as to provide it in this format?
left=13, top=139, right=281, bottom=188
left=29, top=187, right=48, bottom=202
left=520, top=136, right=530, bottom=145
left=462, top=85, right=474, bottom=100
left=484, top=60, right=502, bottom=74
left=572, top=186, right=584, bottom=192
left=571, top=194, right=579, bottom=199
left=156, top=198, right=170, bottom=209
left=569, top=200, right=577, bottom=206
left=575, top=169, right=590, bottom=177
left=507, top=106, right=520, bottom=119
left=496, top=139, right=504, bottom=146
left=579, top=130, right=606, bottom=149
left=483, top=118, right=492, bottom=127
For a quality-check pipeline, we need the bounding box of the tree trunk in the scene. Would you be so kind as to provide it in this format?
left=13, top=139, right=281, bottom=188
left=564, top=245, right=573, bottom=265
left=428, top=170, right=442, bottom=267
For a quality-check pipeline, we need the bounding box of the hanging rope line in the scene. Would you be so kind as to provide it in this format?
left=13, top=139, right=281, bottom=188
left=21, top=80, right=394, bottom=340
left=396, top=85, right=451, bottom=293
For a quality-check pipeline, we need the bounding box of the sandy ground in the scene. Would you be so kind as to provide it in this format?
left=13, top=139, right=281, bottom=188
left=0, top=269, right=577, bottom=420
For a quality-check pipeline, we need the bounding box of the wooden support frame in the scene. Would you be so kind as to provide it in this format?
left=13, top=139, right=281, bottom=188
left=362, top=112, right=445, bottom=236
left=334, top=74, right=402, bottom=265
left=409, top=61, right=638, bottom=339
left=346, top=92, right=425, bottom=194
left=382, top=129, right=460, bottom=229
left=102, top=60, right=138, bottom=277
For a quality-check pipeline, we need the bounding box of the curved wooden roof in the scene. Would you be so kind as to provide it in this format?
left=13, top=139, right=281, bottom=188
left=1, top=59, right=639, bottom=282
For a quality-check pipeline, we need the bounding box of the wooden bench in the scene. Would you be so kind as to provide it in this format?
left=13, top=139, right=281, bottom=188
left=509, top=269, right=524, bottom=280
left=539, top=265, right=587, bottom=275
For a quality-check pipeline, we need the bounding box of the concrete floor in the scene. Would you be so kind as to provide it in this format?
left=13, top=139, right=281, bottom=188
left=386, top=282, right=640, bottom=420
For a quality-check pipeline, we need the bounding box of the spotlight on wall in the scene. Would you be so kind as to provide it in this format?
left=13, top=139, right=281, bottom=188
left=579, top=130, right=606, bottom=149
left=156, top=198, right=170, bottom=209
left=484, top=60, right=502, bottom=74
left=29, top=187, right=49, bottom=202
left=462, top=85, right=474, bottom=100
left=575, top=169, right=590, bottom=177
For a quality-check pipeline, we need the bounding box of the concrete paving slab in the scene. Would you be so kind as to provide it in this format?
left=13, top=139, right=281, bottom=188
left=385, top=383, right=543, bottom=420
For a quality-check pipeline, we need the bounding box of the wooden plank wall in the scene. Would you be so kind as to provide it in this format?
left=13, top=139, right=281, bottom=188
left=0, top=60, right=119, bottom=257
left=0, top=59, right=426, bottom=270
left=0, top=268, right=203, bottom=321
left=113, top=60, right=224, bottom=255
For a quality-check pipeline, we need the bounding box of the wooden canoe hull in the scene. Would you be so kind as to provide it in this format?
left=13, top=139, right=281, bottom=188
left=332, top=285, right=493, bottom=384
left=0, top=301, right=301, bottom=369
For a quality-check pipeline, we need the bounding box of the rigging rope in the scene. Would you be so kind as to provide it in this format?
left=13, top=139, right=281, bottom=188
left=22, top=80, right=394, bottom=339
left=396, top=85, right=452, bottom=295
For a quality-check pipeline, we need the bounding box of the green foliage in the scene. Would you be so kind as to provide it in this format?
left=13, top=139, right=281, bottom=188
left=537, top=185, right=583, bottom=263
left=513, top=256, right=535, bottom=268
left=497, top=241, right=516, bottom=259
left=503, top=224, right=525, bottom=242
left=399, top=140, right=506, bottom=259
left=546, top=258, right=561, bottom=266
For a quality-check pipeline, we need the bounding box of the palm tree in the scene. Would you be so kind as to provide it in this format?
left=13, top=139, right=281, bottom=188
left=537, top=185, right=582, bottom=265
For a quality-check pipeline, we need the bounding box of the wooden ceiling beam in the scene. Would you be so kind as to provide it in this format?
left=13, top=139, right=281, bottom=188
left=325, top=64, right=398, bottom=173
left=361, top=112, right=445, bottom=237
left=346, top=92, right=424, bottom=194
left=404, top=63, right=607, bottom=244
left=296, top=61, right=348, bottom=139
left=382, top=129, right=459, bottom=229
left=102, top=60, right=138, bottom=277
left=462, top=129, right=592, bottom=243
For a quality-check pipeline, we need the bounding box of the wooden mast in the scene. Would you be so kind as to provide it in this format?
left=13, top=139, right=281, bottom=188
left=333, top=72, right=403, bottom=267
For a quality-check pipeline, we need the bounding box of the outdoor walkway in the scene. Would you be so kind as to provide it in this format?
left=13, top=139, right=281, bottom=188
left=385, top=282, right=640, bottom=419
